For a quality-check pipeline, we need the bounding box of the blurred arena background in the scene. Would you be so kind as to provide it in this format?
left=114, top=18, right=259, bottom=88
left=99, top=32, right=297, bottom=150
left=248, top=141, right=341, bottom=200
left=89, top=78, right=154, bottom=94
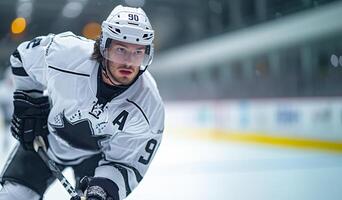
left=1, top=0, right=342, bottom=199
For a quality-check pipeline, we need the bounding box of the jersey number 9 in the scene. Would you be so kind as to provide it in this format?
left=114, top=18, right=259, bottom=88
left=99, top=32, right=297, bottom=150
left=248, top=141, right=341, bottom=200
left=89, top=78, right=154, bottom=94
left=138, top=139, right=157, bottom=165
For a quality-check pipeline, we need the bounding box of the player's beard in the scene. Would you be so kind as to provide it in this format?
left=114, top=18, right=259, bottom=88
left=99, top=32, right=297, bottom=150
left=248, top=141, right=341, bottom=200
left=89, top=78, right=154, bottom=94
left=103, top=61, right=138, bottom=86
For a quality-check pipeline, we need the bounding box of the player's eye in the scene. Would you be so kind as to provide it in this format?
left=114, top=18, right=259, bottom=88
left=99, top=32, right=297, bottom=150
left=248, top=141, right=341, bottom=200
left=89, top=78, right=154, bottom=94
left=134, top=50, right=144, bottom=55
left=115, top=47, right=127, bottom=55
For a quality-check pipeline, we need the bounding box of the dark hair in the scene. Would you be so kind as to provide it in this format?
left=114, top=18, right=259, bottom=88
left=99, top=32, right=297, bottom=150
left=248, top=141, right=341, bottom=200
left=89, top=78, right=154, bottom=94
left=91, top=37, right=103, bottom=63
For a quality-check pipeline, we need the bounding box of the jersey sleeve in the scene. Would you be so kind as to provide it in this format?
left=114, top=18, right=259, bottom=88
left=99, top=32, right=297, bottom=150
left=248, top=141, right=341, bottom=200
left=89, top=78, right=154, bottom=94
left=10, top=35, right=54, bottom=91
left=94, top=102, right=165, bottom=199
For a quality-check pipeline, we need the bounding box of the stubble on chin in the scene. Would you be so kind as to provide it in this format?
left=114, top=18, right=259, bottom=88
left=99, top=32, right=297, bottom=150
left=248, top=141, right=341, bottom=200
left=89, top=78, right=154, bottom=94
left=114, top=71, right=138, bottom=85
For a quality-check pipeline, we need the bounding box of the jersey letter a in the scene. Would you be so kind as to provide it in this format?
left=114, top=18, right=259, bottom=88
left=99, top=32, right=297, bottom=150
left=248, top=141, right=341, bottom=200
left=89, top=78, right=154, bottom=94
left=112, top=110, right=129, bottom=131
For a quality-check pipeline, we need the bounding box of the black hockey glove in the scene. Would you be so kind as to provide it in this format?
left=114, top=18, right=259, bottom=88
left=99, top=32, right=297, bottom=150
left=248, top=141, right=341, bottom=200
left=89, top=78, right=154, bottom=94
left=10, top=90, right=50, bottom=151
left=79, top=176, right=120, bottom=200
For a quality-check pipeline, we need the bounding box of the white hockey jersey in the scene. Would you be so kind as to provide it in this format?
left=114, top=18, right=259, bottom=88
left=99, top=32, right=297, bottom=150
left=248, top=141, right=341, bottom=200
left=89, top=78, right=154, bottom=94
left=10, top=31, right=164, bottom=199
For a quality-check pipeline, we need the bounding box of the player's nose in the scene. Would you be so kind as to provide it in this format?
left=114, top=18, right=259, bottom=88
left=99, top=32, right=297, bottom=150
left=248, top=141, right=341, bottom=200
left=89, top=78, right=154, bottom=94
left=122, top=54, right=136, bottom=66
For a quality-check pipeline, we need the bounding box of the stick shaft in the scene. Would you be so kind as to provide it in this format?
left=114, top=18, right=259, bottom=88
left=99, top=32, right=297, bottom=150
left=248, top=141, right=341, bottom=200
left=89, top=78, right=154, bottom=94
left=36, top=147, right=79, bottom=198
left=33, top=137, right=82, bottom=200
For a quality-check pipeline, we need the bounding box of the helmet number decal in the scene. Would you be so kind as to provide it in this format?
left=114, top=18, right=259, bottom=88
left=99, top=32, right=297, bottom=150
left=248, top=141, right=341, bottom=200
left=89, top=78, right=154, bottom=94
left=128, top=13, right=139, bottom=22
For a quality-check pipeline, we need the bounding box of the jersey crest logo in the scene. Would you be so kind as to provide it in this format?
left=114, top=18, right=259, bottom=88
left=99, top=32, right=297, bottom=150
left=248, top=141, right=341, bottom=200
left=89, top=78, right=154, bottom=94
left=50, top=111, right=110, bottom=151
left=89, top=101, right=105, bottom=119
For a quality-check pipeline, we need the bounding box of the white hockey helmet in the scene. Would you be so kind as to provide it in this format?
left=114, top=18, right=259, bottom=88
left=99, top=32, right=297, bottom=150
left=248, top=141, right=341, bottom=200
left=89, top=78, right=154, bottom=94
left=100, top=5, right=154, bottom=70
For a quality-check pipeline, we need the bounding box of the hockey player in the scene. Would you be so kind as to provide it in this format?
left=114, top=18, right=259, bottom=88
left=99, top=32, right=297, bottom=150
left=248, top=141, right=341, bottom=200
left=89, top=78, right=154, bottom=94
left=0, top=4, right=164, bottom=200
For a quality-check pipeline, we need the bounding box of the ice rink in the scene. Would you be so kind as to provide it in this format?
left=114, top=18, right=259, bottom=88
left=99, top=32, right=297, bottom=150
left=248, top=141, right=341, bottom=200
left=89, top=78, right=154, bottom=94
left=1, top=129, right=342, bottom=200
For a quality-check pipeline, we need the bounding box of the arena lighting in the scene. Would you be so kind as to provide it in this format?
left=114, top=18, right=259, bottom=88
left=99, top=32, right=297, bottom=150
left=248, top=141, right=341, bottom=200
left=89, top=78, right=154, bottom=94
left=82, top=22, right=101, bottom=39
left=62, top=0, right=88, bottom=18
left=11, top=17, right=27, bottom=34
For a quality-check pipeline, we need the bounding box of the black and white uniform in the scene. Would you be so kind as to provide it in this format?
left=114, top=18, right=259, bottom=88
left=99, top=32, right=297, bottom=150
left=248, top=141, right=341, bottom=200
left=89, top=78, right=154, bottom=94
left=0, top=32, right=164, bottom=200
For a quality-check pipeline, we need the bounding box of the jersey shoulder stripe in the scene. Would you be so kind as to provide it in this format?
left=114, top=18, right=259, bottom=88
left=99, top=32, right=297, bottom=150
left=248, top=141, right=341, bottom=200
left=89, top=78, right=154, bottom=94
left=126, top=98, right=150, bottom=125
left=48, top=65, right=90, bottom=77
left=45, top=32, right=96, bottom=75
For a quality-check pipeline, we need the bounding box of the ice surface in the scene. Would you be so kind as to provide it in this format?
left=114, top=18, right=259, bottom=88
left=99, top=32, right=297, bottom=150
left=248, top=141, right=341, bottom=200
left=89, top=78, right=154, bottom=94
left=1, top=129, right=342, bottom=200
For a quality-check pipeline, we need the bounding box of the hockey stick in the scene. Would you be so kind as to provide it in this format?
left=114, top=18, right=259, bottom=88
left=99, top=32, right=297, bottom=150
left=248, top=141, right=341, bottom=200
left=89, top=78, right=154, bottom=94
left=33, top=137, right=85, bottom=200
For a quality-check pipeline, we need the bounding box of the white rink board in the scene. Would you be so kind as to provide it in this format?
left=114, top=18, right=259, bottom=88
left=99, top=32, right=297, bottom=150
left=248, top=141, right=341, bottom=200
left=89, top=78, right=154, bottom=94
left=165, top=98, right=342, bottom=140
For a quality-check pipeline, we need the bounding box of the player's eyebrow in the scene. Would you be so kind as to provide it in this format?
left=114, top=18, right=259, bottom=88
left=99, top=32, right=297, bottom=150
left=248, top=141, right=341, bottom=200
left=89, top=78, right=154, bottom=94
left=114, top=43, right=145, bottom=50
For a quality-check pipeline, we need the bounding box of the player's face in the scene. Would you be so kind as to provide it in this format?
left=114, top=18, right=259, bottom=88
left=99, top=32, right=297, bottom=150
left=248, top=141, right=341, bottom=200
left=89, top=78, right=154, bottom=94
left=103, top=41, right=145, bottom=85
